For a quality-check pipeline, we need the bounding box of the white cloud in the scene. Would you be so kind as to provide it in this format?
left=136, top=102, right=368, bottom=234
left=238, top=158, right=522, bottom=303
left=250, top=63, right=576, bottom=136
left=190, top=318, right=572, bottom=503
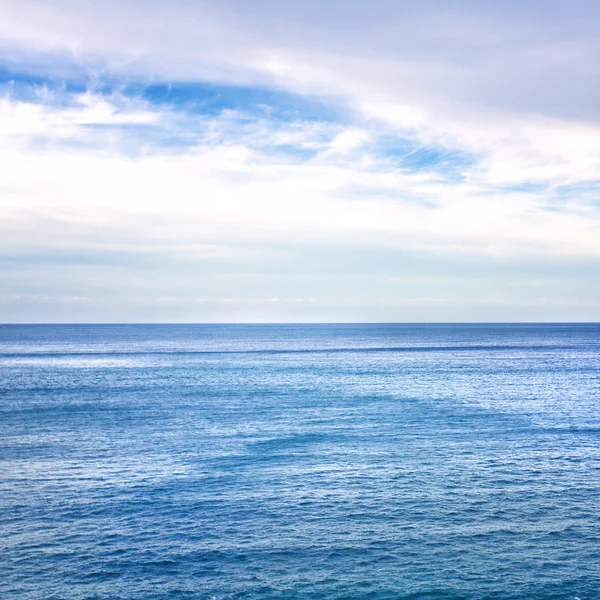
left=3, top=1, right=600, bottom=193
left=1, top=1, right=600, bottom=320
left=0, top=92, right=599, bottom=264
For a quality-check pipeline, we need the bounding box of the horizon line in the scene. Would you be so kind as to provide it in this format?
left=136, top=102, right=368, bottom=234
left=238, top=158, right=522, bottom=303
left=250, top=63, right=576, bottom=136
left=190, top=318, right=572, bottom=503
left=1, top=321, right=599, bottom=326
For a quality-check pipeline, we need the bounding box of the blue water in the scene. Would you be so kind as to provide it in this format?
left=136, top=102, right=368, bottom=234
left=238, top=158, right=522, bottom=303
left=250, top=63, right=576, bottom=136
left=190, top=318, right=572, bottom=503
left=2, top=324, right=600, bottom=600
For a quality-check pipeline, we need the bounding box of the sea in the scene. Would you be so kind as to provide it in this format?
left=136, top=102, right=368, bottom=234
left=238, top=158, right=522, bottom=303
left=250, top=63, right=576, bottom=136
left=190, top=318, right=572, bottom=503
left=1, top=323, right=600, bottom=600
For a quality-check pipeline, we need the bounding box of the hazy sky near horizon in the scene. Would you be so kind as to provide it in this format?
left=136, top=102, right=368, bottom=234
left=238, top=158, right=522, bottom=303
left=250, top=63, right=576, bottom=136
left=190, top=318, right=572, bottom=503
left=1, top=0, right=600, bottom=322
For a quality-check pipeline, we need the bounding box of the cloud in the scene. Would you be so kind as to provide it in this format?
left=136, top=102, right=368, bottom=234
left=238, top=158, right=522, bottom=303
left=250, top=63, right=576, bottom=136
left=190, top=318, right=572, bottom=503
left=2, top=89, right=599, bottom=259
left=0, top=1, right=599, bottom=321
left=4, top=1, right=600, bottom=192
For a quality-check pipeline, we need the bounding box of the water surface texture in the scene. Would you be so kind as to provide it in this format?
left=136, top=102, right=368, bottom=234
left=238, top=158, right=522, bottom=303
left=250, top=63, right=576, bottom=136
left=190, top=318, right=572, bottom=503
left=2, top=324, right=600, bottom=599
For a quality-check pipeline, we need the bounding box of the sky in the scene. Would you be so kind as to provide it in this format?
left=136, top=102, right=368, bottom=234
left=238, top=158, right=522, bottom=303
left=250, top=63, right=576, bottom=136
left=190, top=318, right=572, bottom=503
left=1, top=0, right=600, bottom=323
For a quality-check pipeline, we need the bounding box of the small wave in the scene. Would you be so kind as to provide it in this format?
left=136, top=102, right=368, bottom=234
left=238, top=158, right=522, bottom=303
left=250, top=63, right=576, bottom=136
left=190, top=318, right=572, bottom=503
left=536, top=425, right=600, bottom=436
left=0, top=343, right=583, bottom=359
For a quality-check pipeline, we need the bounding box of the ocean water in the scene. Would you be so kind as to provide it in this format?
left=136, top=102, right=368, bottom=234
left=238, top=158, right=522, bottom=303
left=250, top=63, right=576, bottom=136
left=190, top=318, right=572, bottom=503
left=1, top=324, right=600, bottom=600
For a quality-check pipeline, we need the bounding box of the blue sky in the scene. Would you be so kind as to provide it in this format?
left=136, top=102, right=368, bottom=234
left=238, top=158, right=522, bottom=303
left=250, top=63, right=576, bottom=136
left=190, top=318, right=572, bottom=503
left=1, top=0, right=600, bottom=322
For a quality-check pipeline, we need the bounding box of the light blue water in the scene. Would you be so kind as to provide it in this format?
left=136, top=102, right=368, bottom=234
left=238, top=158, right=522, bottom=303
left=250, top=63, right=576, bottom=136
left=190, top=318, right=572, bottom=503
left=1, top=324, right=600, bottom=599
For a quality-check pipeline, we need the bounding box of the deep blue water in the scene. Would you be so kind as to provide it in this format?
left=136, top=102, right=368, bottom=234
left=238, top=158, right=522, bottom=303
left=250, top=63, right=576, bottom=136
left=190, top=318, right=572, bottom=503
left=1, top=323, right=600, bottom=600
